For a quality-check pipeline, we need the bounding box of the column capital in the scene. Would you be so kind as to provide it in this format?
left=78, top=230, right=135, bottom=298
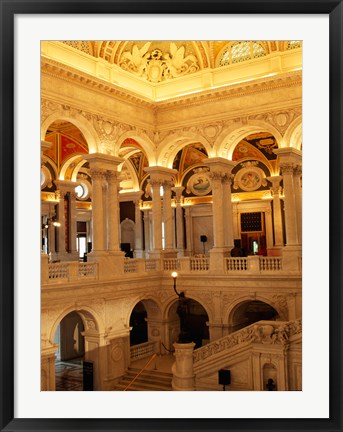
left=54, top=179, right=80, bottom=194
left=144, top=166, right=177, bottom=182
left=274, top=147, right=302, bottom=174
left=89, top=168, right=106, bottom=181
left=203, top=157, right=236, bottom=175
left=84, top=153, right=124, bottom=171
left=267, top=176, right=283, bottom=195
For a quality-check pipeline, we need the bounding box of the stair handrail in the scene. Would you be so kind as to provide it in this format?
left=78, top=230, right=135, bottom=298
left=123, top=353, right=158, bottom=391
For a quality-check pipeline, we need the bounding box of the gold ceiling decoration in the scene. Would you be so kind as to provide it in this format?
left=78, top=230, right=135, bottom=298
left=119, top=42, right=199, bottom=83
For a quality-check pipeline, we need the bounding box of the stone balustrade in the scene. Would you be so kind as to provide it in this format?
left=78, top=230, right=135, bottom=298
left=42, top=253, right=300, bottom=285
left=130, top=341, right=156, bottom=361
left=47, top=262, right=98, bottom=283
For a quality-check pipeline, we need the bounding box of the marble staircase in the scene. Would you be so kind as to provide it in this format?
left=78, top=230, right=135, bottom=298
left=113, top=367, right=173, bottom=391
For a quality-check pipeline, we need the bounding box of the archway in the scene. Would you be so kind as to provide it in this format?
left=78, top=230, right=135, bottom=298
left=129, top=301, right=148, bottom=346
left=230, top=300, right=278, bottom=333
left=168, top=298, right=209, bottom=349
left=54, top=311, right=85, bottom=391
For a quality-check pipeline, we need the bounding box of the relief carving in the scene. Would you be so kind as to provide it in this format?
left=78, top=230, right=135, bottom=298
left=193, top=319, right=301, bottom=364
left=247, top=107, right=302, bottom=134
left=119, top=42, right=199, bottom=83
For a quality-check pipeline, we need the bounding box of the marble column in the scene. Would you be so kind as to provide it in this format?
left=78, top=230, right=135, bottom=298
left=162, top=180, right=175, bottom=251
left=89, top=168, right=106, bottom=252
left=69, top=189, right=78, bottom=254
left=293, top=166, right=302, bottom=245
left=144, top=166, right=177, bottom=257
left=265, top=206, right=274, bottom=250
left=267, top=176, right=284, bottom=248
left=143, top=208, right=151, bottom=256
left=222, top=174, right=234, bottom=249
left=172, top=186, right=185, bottom=256
left=106, top=171, right=121, bottom=252
left=274, top=148, right=302, bottom=271
left=274, top=148, right=302, bottom=247
left=133, top=193, right=144, bottom=258
left=209, top=172, right=225, bottom=248
left=150, top=178, right=163, bottom=252
left=203, top=158, right=236, bottom=272
left=54, top=180, right=81, bottom=259
left=184, top=206, right=192, bottom=256
left=279, top=164, right=299, bottom=246
left=84, top=153, right=125, bottom=256
left=55, top=189, right=66, bottom=254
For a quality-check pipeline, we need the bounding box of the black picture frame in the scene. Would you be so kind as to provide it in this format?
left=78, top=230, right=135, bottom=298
left=1, top=1, right=342, bottom=431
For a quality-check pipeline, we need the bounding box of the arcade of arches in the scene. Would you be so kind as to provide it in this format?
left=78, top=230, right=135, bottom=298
left=41, top=40, right=302, bottom=391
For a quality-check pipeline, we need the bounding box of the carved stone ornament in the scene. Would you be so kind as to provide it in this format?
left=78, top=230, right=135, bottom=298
left=119, top=42, right=199, bottom=83
left=193, top=319, right=301, bottom=364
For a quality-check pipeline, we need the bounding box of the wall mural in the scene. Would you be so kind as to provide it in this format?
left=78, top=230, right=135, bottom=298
left=186, top=167, right=212, bottom=196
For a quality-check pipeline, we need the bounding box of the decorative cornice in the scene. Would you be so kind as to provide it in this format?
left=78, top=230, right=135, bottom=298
left=42, top=57, right=301, bottom=111
left=41, top=58, right=155, bottom=109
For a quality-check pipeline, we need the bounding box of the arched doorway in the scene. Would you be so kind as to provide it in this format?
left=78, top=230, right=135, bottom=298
left=168, top=298, right=209, bottom=349
left=54, top=311, right=85, bottom=391
left=130, top=301, right=148, bottom=346
left=230, top=300, right=278, bottom=333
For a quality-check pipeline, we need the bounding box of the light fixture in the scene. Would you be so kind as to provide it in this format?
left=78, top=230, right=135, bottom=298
left=42, top=217, right=61, bottom=229
left=171, top=271, right=192, bottom=344
left=171, top=272, right=179, bottom=296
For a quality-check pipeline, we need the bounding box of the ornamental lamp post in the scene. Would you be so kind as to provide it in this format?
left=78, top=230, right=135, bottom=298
left=171, top=272, right=191, bottom=343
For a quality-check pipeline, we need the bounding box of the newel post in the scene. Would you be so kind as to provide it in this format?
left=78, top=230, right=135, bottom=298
left=171, top=342, right=195, bottom=391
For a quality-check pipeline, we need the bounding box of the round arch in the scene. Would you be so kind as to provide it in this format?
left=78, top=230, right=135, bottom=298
left=163, top=293, right=213, bottom=322
left=116, top=131, right=157, bottom=166
left=49, top=305, right=104, bottom=344
left=41, top=156, right=58, bottom=182
left=157, top=133, right=213, bottom=168
left=216, top=121, right=284, bottom=160
left=224, top=295, right=286, bottom=326
left=124, top=296, right=163, bottom=328
left=164, top=293, right=211, bottom=348
left=283, top=116, right=302, bottom=150
left=59, top=155, right=85, bottom=181
left=41, top=112, right=100, bottom=154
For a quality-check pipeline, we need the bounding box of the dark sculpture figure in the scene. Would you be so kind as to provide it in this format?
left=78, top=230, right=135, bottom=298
left=172, top=272, right=192, bottom=343
left=266, top=378, right=276, bottom=391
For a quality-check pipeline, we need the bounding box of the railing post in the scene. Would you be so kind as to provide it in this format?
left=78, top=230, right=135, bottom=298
left=179, top=257, right=191, bottom=272
left=68, top=262, right=79, bottom=281
left=247, top=255, right=260, bottom=272
left=171, top=342, right=195, bottom=391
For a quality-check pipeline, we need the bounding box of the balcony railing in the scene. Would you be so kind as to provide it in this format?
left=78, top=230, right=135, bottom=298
left=43, top=253, right=300, bottom=285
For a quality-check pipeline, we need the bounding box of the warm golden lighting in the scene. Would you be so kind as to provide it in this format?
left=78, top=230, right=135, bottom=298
left=171, top=271, right=178, bottom=278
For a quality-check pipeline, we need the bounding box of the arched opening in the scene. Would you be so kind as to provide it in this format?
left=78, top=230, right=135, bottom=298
left=130, top=301, right=148, bottom=346
left=54, top=311, right=85, bottom=391
left=230, top=300, right=278, bottom=333
left=168, top=298, right=209, bottom=349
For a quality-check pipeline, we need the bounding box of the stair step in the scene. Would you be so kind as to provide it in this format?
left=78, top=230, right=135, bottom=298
left=113, top=367, right=173, bottom=391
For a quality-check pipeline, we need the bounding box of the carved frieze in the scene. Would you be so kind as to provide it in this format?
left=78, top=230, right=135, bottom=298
left=247, top=107, right=302, bottom=134
left=193, top=318, right=302, bottom=364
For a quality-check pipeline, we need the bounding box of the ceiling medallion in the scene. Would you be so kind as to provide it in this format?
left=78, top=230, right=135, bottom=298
left=119, top=43, right=199, bottom=83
